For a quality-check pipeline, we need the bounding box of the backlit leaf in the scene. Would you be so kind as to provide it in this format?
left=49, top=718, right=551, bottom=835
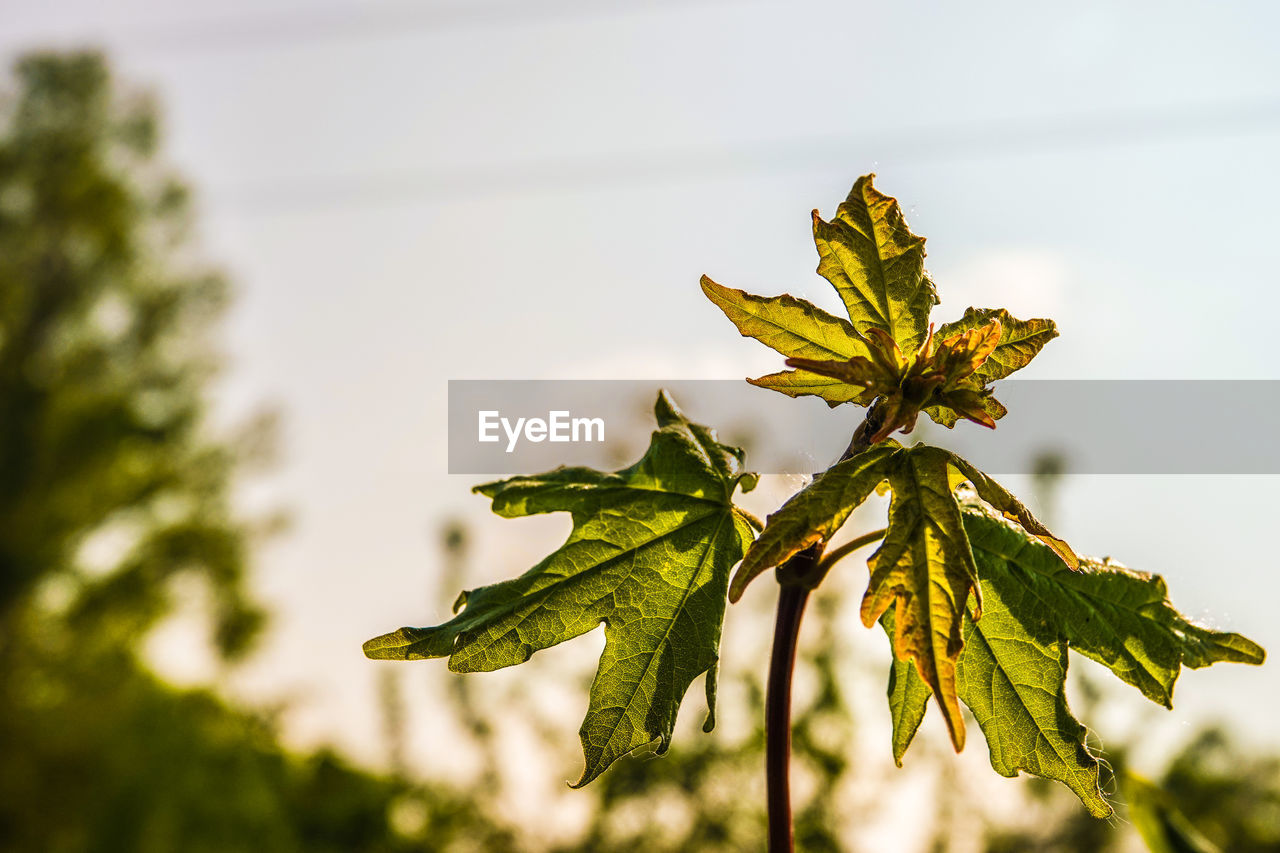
left=740, top=443, right=1081, bottom=756
left=746, top=369, right=875, bottom=407
left=812, top=174, right=938, bottom=352
left=701, top=175, right=943, bottom=407
left=955, top=537, right=1108, bottom=817
left=699, top=275, right=868, bottom=362
left=701, top=179, right=1060, bottom=443
left=860, top=445, right=979, bottom=750
left=923, top=395, right=1008, bottom=429
left=881, top=610, right=931, bottom=767
left=964, top=506, right=1265, bottom=707
left=934, top=307, right=1057, bottom=385
left=699, top=276, right=877, bottom=407
left=948, top=454, right=1078, bottom=568
left=364, top=391, right=756, bottom=786
left=886, top=507, right=1265, bottom=815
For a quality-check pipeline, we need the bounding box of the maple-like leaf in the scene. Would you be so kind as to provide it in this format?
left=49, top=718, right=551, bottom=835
left=701, top=174, right=940, bottom=408
left=788, top=319, right=1010, bottom=442
left=924, top=306, right=1057, bottom=429
left=699, top=275, right=870, bottom=364
left=811, top=174, right=939, bottom=352
left=882, top=610, right=932, bottom=768
left=934, top=307, right=1058, bottom=385
left=702, top=176, right=1057, bottom=438
left=860, top=445, right=982, bottom=750
left=364, top=391, right=757, bottom=786
left=966, top=504, right=1263, bottom=706
left=887, top=506, right=1266, bottom=816
left=947, top=454, right=1077, bottom=568
left=746, top=368, right=874, bottom=405
left=734, top=442, right=1075, bottom=751
left=699, top=275, right=875, bottom=406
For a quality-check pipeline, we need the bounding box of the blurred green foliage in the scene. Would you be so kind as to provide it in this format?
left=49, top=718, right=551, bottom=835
left=0, top=51, right=260, bottom=652
left=0, top=51, right=512, bottom=852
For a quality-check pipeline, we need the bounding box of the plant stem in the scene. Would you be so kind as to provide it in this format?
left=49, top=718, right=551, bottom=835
left=764, top=405, right=882, bottom=852
left=765, top=554, right=814, bottom=853
left=816, top=528, right=887, bottom=577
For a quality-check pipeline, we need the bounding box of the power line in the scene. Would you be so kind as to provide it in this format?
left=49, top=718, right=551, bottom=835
left=205, top=98, right=1280, bottom=214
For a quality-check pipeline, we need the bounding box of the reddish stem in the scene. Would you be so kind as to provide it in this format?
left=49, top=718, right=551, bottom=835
left=765, top=559, right=814, bottom=853
left=764, top=408, right=880, bottom=851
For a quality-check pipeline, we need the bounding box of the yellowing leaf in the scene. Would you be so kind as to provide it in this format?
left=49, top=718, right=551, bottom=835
left=700, top=275, right=868, bottom=362
left=923, top=394, right=1008, bottom=429
left=881, top=610, right=932, bottom=767
left=741, top=443, right=1082, bottom=758
left=812, top=174, right=939, bottom=352
left=932, top=318, right=1002, bottom=387
left=934, top=307, right=1058, bottom=385
left=886, top=507, right=1265, bottom=816
left=701, top=179, right=1059, bottom=442
left=364, top=392, right=756, bottom=786
left=788, top=319, right=1011, bottom=441
left=860, top=445, right=979, bottom=751
left=746, top=369, right=876, bottom=407
left=699, top=276, right=877, bottom=407
left=920, top=309, right=1052, bottom=430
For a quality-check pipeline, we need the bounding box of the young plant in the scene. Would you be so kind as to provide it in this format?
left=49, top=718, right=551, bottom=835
left=365, top=175, right=1264, bottom=850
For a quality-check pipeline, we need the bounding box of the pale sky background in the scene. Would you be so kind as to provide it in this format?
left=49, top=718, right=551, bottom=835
left=4, top=0, right=1280, bottom=841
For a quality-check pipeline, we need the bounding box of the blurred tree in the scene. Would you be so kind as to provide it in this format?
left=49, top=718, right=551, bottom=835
left=0, top=51, right=514, bottom=852
left=0, top=50, right=262, bottom=655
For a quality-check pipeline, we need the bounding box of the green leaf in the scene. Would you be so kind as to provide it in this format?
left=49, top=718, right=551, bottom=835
left=881, top=610, right=931, bottom=767
left=955, top=546, right=1108, bottom=817
left=363, top=391, right=756, bottom=786
left=699, top=276, right=877, bottom=407
left=745, top=369, right=876, bottom=407
left=812, top=174, right=938, bottom=352
left=934, top=307, right=1057, bottom=385
left=700, top=175, right=948, bottom=409
left=884, top=568, right=1108, bottom=816
left=860, top=445, right=980, bottom=751
left=729, top=443, right=900, bottom=601
left=740, top=444, right=1078, bottom=756
left=887, top=507, right=1265, bottom=815
left=700, top=275, right=869, bottom=362
left=948, top=454, right=1077, bottom=568
left=963, top=506, right=1265, bottom=707
left=701, top=180, right=1060, bottom=437
left=920, top=308, right=1056, bottom=430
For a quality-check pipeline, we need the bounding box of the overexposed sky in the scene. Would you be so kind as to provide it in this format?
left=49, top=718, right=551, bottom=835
left=5, top=1, right=1280, bottom=820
